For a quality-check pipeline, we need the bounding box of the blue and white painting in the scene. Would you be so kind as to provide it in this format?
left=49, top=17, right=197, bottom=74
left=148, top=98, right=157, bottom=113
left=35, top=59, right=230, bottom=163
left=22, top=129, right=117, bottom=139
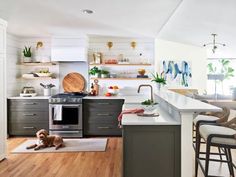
left=161, top=60, right=192, bottom=87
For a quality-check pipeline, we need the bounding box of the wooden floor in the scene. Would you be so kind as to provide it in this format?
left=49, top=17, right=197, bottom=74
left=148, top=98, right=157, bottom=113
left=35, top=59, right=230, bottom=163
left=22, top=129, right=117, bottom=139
left=0, top=137, right=235, bottom=177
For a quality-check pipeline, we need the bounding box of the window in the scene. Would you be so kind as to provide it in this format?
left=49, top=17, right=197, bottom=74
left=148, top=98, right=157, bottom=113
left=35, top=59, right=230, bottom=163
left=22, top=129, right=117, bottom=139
left=207, top=58, right=236, bottom=95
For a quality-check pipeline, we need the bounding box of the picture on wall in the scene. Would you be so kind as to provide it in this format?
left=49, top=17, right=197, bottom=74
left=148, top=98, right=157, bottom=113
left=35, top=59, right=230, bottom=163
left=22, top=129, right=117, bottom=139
left=161, top=60, right=192, bottom=87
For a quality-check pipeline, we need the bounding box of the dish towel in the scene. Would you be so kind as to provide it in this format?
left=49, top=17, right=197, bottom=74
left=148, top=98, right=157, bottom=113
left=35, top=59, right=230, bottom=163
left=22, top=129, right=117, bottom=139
left=118, top=109, right=144, bottom=128
left=53, top=105, right=62, bottom=121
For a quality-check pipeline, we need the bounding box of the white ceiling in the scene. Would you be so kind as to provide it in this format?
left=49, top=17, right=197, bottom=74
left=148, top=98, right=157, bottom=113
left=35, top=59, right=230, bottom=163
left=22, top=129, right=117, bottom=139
left=0, top=0, right=182, bottom=37
left=158, top=0, right=236, bottom=58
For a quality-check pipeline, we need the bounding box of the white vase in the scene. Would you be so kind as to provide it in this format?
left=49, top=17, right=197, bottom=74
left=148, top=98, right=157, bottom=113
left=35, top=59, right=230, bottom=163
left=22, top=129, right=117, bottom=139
left=44, top=88, right=51, bottom=96
left=24, top=57, right=32, bottom=63
left=156, top=83, right=161, bottom=91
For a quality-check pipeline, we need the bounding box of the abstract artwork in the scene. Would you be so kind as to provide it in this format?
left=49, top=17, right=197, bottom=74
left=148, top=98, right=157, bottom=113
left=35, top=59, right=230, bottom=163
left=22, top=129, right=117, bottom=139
left=161, top=60, right=192, bottom=87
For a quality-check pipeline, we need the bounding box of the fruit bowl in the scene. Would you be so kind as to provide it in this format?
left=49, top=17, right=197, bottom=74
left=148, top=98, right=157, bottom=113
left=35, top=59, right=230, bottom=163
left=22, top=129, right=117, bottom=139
left=108, top=88, right=119, bottom=95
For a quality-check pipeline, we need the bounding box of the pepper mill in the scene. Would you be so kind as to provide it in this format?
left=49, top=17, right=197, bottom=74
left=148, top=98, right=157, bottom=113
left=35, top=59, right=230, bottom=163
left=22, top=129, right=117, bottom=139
left=94, top=79, right=100, bottom=96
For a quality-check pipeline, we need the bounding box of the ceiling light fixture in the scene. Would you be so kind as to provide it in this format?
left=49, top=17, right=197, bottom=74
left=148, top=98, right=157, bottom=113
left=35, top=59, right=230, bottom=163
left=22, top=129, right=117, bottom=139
left=203, top=34, right=226, bottom=53
left=82, top=9, right=94, bottom=14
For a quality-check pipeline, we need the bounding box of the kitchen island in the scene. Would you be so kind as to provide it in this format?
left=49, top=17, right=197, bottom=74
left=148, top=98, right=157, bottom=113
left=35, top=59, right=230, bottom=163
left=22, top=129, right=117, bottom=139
left=122, top=90, right=221, bottom=177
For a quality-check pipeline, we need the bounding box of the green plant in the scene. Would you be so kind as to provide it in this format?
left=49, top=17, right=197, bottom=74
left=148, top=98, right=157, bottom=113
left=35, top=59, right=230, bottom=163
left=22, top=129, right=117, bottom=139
left=207, top=59, right=234, bottom=80
left=151, top=72, right=166, bottom=85
left=100, top=70, right=109, bottom=75
left=23, top=46, right=32, bottom=57
left=89, top=66, right=101, bottom=75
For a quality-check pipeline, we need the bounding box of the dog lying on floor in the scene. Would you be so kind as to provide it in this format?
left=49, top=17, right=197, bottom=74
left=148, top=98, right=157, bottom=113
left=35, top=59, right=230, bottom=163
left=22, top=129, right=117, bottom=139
left=26, top=129, right=64, bottom=151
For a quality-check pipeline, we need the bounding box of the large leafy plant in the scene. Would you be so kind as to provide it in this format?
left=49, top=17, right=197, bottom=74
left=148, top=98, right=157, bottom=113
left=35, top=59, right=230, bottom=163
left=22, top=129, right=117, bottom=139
left=151, top=72, right=166, bottom=85
left=207, top=59, right=234, bottom=80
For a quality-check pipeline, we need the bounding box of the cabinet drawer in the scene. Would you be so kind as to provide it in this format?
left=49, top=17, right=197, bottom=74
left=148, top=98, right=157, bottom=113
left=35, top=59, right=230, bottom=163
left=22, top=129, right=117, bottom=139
left=86, top=112, right=120, bottom=124
left=9, top=111, right=49, bottom=123
left=8, top=123, right=49, bottom=136
left=83, top=99, right=124, bottom=110
left=8, top=99, right=49, bottom=110
left=85, top=123, right=121, bottom=136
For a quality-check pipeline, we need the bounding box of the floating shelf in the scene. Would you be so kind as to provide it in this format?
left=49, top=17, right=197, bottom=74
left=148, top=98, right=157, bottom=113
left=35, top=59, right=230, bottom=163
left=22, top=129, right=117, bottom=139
left=89, top=63, right=152, bottom=66
left=20, top=77, right=56, bottom=80
left=90, top=77, right=151, bottom=80
left=19, top=62, right=58, bottom=66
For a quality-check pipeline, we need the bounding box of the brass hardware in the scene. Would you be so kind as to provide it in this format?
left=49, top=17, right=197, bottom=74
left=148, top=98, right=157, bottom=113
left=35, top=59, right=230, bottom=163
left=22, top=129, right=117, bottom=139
left=131, top=41, right=136, bottom=49
left=107, top=41, right=113, bottom=50
left=36, top=41, right=43, bottom=49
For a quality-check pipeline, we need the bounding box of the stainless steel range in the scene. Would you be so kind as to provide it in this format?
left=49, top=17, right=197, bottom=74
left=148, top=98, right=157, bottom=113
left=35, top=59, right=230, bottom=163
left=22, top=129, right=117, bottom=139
left=49, top=93, right=87, bottom=138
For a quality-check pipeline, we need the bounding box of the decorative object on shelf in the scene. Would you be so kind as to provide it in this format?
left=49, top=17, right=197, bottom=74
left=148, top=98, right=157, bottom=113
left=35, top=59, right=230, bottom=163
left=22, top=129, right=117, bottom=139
left=92, top=52, right=102, bottom=64
left=107, top=86, right=119, bottom=95
left=35, top=68, right=53, bottom=77
left=100, top=70, right=110, bottom=78
left=23, top=46, right=32, bottom=63
left=118, top=58, right=129, bottom=64
left=130, top=41, right=136, bottom=49
left=107, top=41, right=113, bottom=50
left=110, top=73, right=117, bottom=78
left=89, top=66, right=101, bottom=78
left=89, top=83, right=96, bottom=96
left=137, top=69, right=146, bottom=76
left=104, top=59, right=118, bottom=64
left=40, top=83, right=55, bottom=96
left=203, top=34, right=226, bottom=53
left=161, top=60, right=192, bottom=87
left=62, top=72, right=86, bottom=92
left=20, top=86, right=37, bottom=97
left=151, top=72, right=166, bottom=91
left=93, top=79, right=100, bottom=96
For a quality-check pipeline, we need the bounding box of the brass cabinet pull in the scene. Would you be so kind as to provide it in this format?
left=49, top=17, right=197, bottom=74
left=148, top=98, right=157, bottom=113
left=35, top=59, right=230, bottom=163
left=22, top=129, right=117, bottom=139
left=97, top=113, right=110, bottom=116
left=24, top=114, right=36, bottom=116
left=23, top=103, right=37, bottom=105
left=98, top=126, right=110, bottom=129
left=97, top=103, right=109, bottom=105
left=23, top=126, right=35, bottom=129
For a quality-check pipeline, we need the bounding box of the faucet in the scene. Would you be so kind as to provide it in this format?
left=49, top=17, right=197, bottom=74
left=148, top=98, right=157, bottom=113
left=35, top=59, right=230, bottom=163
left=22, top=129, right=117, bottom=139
left=137, top=84, right=154, bottom=102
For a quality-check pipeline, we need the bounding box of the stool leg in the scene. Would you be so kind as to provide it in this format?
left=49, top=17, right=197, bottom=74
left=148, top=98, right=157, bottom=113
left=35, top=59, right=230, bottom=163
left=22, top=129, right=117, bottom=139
left=225, top=148, right=231, bottom=175
left=205, top=143, right=211, bottom=177
left=195, top=128, right=201, bottom=177
left=218, top=147, right=222, bottom=160
left=228, top=148, right=235, bottom=177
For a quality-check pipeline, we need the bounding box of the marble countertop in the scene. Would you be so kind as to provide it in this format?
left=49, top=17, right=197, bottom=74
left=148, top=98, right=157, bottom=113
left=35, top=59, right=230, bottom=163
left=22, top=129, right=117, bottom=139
left=121, top=104, right=180, bottom=125
left=155, top=90, right=221, bottom=112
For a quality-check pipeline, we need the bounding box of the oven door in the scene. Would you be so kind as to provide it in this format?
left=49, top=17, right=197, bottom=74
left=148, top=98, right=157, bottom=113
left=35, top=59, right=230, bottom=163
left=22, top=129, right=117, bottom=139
left=49, top=104, right=82, bottom=130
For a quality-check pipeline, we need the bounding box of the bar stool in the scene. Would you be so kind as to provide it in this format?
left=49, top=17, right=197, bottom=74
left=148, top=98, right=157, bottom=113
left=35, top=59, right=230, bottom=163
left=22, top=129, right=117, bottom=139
left=195, top=119, right=236, bottom=177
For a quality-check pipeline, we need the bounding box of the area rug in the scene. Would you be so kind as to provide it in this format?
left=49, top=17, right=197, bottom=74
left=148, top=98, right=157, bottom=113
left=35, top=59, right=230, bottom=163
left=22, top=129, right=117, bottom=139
left=11, top=138, right=107, bottom=153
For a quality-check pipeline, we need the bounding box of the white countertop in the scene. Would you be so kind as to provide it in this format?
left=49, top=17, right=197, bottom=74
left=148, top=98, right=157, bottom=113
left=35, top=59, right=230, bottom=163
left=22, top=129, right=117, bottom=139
left=84, top=95, right=149, bottom=104
left=121, top=104, right=180, bottom=125
left=8, top=96, right=51, bottom=99
left=155, top=90, right=221, bottom=112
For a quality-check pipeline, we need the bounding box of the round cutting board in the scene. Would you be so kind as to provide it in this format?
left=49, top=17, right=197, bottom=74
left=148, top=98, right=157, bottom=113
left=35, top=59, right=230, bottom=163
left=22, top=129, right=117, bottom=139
left=62, top=72, right=85, bottom=92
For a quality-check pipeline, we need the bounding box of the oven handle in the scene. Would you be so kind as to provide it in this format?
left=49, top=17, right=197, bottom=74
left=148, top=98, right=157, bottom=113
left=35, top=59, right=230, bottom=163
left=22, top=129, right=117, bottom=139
left=49, top=131, right=81, bottom=133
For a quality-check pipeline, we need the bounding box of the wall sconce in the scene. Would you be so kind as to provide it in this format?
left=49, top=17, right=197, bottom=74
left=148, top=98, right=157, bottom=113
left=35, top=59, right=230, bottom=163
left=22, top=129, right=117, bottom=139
left=107, top=41, right=113, bottom=50
left=36, top=41, right=43, bottom=49
left=130, top=41, right=136, bottom=49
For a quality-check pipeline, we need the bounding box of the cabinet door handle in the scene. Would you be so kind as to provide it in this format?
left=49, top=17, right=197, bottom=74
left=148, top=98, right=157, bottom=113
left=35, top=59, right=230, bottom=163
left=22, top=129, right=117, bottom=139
left=97, top=113, right=110, bottom=116
left=23, top=126, right=35, bottom=129
left=98, top=103, right=109, bottom=105
left=98, top=126, right=111, bottom=129
left=23, top=103, right=37, bottom=105
left=24, top=114, right=36, bottom=116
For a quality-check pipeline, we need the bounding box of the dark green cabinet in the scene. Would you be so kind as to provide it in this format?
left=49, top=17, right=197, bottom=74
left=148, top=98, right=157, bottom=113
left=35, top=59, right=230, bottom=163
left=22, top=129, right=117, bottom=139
left=83, top=99, right=124, bottom=136
left=123, top=125, right=181, bottom=177
left=8, top=99, right=49, bottom=136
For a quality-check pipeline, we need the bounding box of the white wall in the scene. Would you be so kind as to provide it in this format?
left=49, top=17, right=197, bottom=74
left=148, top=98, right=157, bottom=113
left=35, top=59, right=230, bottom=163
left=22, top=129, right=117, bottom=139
left=88, top=36, right=155, bottom=95
left=155, top=39, right=207, bottom=93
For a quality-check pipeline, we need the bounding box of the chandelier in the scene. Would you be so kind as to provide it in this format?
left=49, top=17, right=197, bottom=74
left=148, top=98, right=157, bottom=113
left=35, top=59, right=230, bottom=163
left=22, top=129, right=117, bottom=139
left=203, top=34, right=226, bottom=53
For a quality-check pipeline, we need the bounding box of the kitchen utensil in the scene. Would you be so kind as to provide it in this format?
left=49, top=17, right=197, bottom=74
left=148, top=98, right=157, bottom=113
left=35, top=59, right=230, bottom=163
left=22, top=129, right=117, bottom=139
left=62, top=72, right=85, bottom=92
left=94, top=79, right=99, bottom=96
left=40, top=83, right=55, bottom=89
left=137, top=113, right=159, bottom=117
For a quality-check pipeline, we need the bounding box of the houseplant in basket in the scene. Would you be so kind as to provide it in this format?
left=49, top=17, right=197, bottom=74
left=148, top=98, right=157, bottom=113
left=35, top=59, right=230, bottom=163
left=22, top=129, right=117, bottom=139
left=23, top=46, right=32, bottom=63
left=151, top=72, right=166, bottom=90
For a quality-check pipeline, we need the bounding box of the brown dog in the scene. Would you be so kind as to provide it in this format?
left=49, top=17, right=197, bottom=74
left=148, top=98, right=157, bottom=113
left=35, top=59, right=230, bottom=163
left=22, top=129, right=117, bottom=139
left=26, top=129, right=64, bottom=151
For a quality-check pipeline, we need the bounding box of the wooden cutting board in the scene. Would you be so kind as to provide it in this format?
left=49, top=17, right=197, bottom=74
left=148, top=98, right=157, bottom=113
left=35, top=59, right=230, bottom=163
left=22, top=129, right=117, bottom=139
left=62, top=72, right=85, bottom=92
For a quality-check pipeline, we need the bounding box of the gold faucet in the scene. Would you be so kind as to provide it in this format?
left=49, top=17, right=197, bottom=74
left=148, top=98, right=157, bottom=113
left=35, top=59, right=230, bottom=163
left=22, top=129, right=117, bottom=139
left=137, top=84, right=154, bottom=102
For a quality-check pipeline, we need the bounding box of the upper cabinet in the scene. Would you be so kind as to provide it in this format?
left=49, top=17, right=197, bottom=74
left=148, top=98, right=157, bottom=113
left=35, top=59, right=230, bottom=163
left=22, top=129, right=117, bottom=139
left=51, top=37, right=88, bottom=62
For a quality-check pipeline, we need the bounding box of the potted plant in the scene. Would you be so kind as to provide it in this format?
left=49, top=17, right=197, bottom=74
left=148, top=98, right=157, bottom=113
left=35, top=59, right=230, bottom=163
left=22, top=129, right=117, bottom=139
left=89, top=66, right=101, bottom=78
left=151, top=72, right=166, bottom=90
left=101, top=70, right=110, bottom=78
left=23, top=46, right=32, bottom=63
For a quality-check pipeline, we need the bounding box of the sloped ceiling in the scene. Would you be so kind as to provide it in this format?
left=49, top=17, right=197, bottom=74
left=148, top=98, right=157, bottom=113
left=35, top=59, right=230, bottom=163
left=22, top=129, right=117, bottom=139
left=158, top=0, right=236, bottom=57
left=0, top=0, right=182, bottom=37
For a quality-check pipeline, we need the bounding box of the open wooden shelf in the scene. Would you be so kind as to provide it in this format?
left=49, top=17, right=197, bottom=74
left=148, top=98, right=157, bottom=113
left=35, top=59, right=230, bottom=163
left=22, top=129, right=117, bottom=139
left=89, top=63, right=152, bottom=66
left=90, top=77, right=151, bottom=80
left=20, top=77, right=56, bottom=80
left=19, top=62, right=58, bottom=66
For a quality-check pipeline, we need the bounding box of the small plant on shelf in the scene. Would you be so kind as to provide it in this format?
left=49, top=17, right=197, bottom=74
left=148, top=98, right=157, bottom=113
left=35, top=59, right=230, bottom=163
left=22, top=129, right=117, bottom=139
left=151, top=72, right=166, bottom=90
left=23, top=46, right=32, bottom=63
left=89, top=66, right=101, bottom=78
left=100, top=70, right=110, bottom=78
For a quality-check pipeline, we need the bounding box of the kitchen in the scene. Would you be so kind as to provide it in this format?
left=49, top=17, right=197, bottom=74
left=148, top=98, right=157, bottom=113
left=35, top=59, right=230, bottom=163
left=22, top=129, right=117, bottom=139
left=1, top=1, right=236, bottom=177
